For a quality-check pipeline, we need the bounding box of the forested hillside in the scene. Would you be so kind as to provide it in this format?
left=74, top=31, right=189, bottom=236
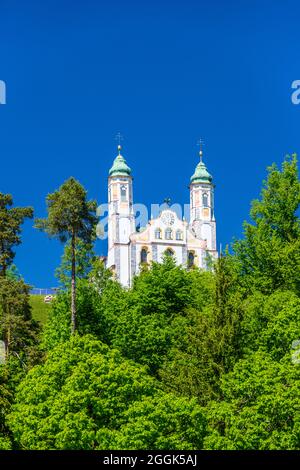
left=1, top=155, right=300, bottom=450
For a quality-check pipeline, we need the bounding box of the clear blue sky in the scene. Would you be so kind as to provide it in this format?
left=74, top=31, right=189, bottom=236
left=0, top=0, right=299, bottom=287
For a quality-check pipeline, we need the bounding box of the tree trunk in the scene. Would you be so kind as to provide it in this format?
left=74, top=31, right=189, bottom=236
left=5, top=315, right=10, bottom=362
left=2, top=287, right=9, bottom=361
left=71, top=232, right=76, bottom=334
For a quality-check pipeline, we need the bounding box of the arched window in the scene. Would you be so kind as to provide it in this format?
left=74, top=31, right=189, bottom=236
left=176, top=230, right=183, bottom=241
left=121, top=185, right=127, bottom=202
left=165, top=228, right=173, bottom=240
left=202, top=193, right=208, bottom=207
left=165, top=248, right=174, bottom=257
left=108, top=187, right=111, bottom=202
left=188, top=251, right=195, bottom=268
left=140, top=248, right=148, bottom=264
left=155, top=228, right=162, bottom=239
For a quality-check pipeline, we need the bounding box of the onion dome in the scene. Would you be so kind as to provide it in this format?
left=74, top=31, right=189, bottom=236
left=109, top=145, right=131, bottom=177
left=190, top=148, right=212, bottom=184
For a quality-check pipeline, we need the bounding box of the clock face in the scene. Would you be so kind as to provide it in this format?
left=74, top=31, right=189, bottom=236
left=161, top=211, right=175, bottom=226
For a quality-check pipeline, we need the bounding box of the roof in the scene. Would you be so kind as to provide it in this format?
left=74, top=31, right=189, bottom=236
left=109, top=146, right=131, bottom=177
left=190, top=157, right=212, bottom=184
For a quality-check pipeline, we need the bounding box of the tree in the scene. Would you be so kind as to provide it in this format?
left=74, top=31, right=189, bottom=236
left=159, top=255, right=244, bottom=404
left=105, top=257, right=212, bottom=375
left=130, top=254, right=192, bottom=316
left=6, top=264, right=23, bottom=281
left=42, top=259, right=116, bottom=351
left=104, top=394, right=206, bottom=450
left=0, top=276, right=40, bottom=364
left=0, top=367, right=12, bottom=450
left=8, top=335, right=206, bottom=450
left=234, top=155, right=300, bottom=294
left=204, top=351, right=300, bottom=450
left=35, top=178, right=97, bottom=333
left=55, top=238, right=96, bottom=289
left=0, top=193, right=33, bottom=277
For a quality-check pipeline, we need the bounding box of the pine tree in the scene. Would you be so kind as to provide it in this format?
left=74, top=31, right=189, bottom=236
left=35, top=178, right=97, bottom=333
left=0, top=276, right=39, bottom=364
left=0, top=193, right=33, bottom=276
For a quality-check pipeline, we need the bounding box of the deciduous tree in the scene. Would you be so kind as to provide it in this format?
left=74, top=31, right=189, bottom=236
left=234, top=154, right=300, bottom=293
left=8, top=335, right=206, bottom=450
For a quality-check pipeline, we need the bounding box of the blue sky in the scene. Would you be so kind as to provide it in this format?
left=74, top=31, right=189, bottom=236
left=0, top=0, right=299, bottom=287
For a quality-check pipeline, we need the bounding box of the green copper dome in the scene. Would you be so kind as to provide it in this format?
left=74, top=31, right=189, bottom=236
left=190, top=157, right=212, bottom=184
left=109, top=146, right=131, bottom=177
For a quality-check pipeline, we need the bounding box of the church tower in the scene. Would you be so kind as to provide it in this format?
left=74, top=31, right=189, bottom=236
left=189, top=145, right=217, bottom=253
left=106, top=144, right=135, bottom=286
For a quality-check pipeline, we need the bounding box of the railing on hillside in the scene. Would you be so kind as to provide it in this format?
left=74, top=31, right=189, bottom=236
left=30, top=288, right=59, bottom=296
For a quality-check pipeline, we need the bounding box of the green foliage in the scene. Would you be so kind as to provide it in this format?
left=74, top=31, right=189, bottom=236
left=43, top=257, right=216, bottom=376
left=111, top=309, right=173, bottom=375
left=41, top=293, right=71, bottom=350
left=35, top=178, right=97, bottom=244
left=0, top=367, right=12, bottom=450
left=0, top=193, right=33, bottom=276
left=104, top=394, right=206, bottom=450
left=234, top=155, right=300, bottom=294
left=42, top=260, right=117, bottom=351
left=130, top=255, right=192, bottom=315
left=0, top=276, right=40, bottom=367
left=8, top=335, right=206, bottom=450
left=56, top=238, right=96, bottom=288
left=159, top=255, right=244, bottom=404
left=240, top=290, right=300, bottom=360
left=107, top=257, right=216, bottom=375
left=6, top=264, right=23, bottom=281
left=204, top=352, right=300, bottom=450
left=0, top=193, right=37, bottom=449
left=159, top=308, right=222, bottom=403
left=35, top=177, right=98, bottom=333
left=3, top=155, right=300, bottom=450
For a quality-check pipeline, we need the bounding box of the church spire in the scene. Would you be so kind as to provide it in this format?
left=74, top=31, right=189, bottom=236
left=109, top=142, right=132, bottom=177
left=190, top=139, right=212, bottom=184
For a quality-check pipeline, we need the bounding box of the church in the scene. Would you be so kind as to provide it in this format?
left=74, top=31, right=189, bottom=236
left=106, top=144, right=218, bottom=287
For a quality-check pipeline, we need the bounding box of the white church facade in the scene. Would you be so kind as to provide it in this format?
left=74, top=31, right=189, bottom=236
left=106, top=144, right=217, bottom=287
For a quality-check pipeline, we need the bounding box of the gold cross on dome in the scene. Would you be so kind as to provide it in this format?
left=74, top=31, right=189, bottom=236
left=197, top=138, right=204, bottom=162
left=115, top=132, right=124, bottom=155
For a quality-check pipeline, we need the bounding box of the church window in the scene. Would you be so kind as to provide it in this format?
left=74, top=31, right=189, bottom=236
left=165, top=228, right=173, bottom=240
left=155, top=228, right=162, bottom=239
left=176, top=230, right=183, bottom=241
left=188, top=251, right=195, bottom=268
left=140, top=248, right=148, bottom=264
left=202, top=193, right=208, bottom=207
left=108, top=187, right=111, bottom=202
left=121, top=185, right=127, bottom=202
